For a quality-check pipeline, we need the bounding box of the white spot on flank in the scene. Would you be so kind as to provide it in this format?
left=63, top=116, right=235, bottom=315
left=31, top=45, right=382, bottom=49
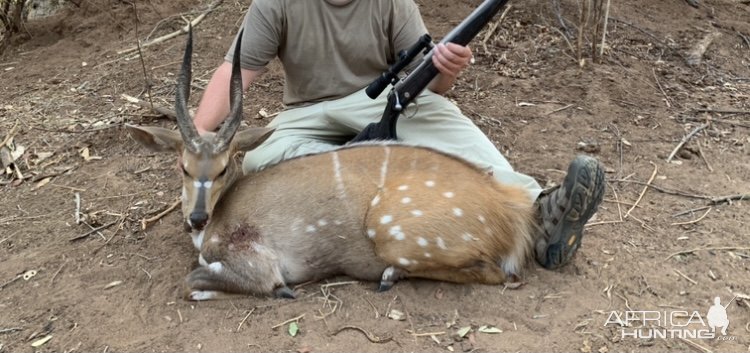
left=367, top=229, right=376, bottom=239
left=398, top=185, right=409, bottom=191
left=198, top=254, right=208, bottom=267
left=209, top=236, right=220, bottom=243
left=380, top=215, right=393, bottom=224
left=478, top=215, right=486, bottom=224
left=424, top=252, right=432, bottom=258
left=417, top=237, right=428, bottom=247
left=436, top=237, right=448, bottom=250
left=208, top=262, right=223, bottom=273
left=443, top=191, right=455, bottom=198
left=410, top=210, right=424, bottom=217
left=425, top=180, right=435, bottom=187
left=462, top=233, right=478, bottom=242
left=306, top=225, right=317, bottom=233
left=398, top=257, right=411, bottom=266
left=452, top=208, right=463, bottom=217
left=389, top=225, right=405, bottom=240
left=401, top=197, right=412, bottom=204
left=317, top=219, right=328, bottom=227
left=191, top=230, right=205, bottom=250
left=485, top=227, right=493, bottom=235
left=371, top=194, right=381, bottom=206
left=334, top=220, right=343, bottom=225
left=247, top=260, right=255, bottom=268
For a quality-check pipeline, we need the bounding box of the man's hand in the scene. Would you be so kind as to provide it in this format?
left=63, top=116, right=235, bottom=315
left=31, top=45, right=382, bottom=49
left=431, top=42, right=472, bottom=79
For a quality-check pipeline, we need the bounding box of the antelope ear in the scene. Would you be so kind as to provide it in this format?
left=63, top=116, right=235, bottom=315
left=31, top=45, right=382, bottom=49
left=233, top=128, right=275, bottom=152
left=125, top=124, right=183, bottom=152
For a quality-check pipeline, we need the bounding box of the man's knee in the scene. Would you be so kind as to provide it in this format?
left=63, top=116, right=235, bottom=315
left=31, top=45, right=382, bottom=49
left=242, top=138, right=338, bottom=173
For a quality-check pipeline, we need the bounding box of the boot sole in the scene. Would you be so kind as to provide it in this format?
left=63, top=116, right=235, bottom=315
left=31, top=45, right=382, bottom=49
left=540, top=155, right=605, bottom=269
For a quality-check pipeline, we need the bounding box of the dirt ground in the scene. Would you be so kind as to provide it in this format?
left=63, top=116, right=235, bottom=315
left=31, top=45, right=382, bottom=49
left=1, top=0, right=748, bottom=352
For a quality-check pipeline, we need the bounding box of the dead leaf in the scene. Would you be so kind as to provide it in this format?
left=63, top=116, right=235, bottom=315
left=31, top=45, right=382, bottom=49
left=80, top=147, right=102, bottom=161
left=387, top=309, right=405, bottom=321
left=10, top=144, right=25, bottom=161
left=478, top=325, right=503, bottom=334
left=517, top=102, right=536, bottom=107
left=104, top=280, right=123, bottom=289
left=258, top=108, right=270, bottom=119
left=456, top=326, right=471, bottom=338
left=30, top=335, right=52, bottom=347
left=33, top=177, right=51, bottom=190
left=434, top=288, right=444, bottom=299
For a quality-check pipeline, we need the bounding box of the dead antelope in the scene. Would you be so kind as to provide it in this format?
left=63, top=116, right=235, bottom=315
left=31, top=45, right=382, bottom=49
left=126, top=29, right=535, bottom=300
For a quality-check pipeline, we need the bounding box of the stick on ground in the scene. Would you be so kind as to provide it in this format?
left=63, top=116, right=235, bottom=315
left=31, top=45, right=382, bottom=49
left=121, top=94, right=177, bottom=120
left=666, top=123, right=709, bottom=163
left=117, top=0, right=223, bottom=55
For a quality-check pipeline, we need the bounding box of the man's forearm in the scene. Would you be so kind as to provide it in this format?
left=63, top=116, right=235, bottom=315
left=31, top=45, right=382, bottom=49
left=194, top=61, right=260, bottom=134
left=427, top=73, right=458, bottom=95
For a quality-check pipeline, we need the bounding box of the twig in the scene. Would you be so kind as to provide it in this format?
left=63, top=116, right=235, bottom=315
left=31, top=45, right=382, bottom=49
left=480, top=5, right=511, bottom=54
left=236, top=308, right=256, bottom=332
left=609, top=179, right=713, bottom=201
left=117, top=0, right=223, bottom=55
left=693, top=108, right=750, bottom=115
left=271, top=314, right=305, bottom=330
left=665, top=246, right=750, bottom=261
left=677, top=336, right=713, bottom=353
left=710, top=194, right=749, bottom=205
left=0, top=120, right=19, bottom=147
left=332, top=325, right=392, bottom=344
left=546, top=103, right=574, bottom=115
left=131, top=1, right=155, bottom=111
left=624, top=162, right=657, bottom=219
left=672, top=205, right=712, bottom=218
left=141, top=198, right=181, bottom=230
left=666, top=123, right=708, bottom=163
left=696, top=141, right=713, bottom=172
left=686, top=32, right=720, bottom=67
left=673, top=269, right=698, bottom=285
left=671, top=207, right=711, bottom=226
left=739, top=31, right=750, bottom=49
left=653, top=68, right=672, bottom=108
left=121, top=94, right=176, bottom=120
left=74, top=192, right=81, bottom=225
left=598, top=0, right=611, bottom=60
left=49, top=260, right=68, bottom=285
left=683, top=115, right=750, bottom=128
left=0, top=327, right=23, bottom=334
left=409, top=331, right=446, bottom=337
left=364, top=297, right=380, bottom=319
left=69, top=220, right=119, bottom=242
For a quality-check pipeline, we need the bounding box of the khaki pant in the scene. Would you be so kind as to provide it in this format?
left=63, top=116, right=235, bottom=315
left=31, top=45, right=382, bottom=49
left=244, top=87, right=543, bottom=201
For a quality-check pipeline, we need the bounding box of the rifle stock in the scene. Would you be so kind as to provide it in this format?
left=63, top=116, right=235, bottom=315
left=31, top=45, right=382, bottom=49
left=350, top=0, right=511, bottom=143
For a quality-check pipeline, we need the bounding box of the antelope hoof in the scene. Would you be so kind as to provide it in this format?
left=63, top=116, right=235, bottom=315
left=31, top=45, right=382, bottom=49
left=377, top=266, right=402, bottom=292
left=274, top=285, right=296, bottom=299
left=377, top=281, right=394, bottom=292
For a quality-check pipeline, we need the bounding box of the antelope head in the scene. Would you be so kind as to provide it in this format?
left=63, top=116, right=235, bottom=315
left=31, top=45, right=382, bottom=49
left=126, top=27, right=274, bottom=232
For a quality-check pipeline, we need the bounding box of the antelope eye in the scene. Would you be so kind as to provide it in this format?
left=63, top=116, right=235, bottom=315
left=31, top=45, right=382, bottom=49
left=181, top=165, right=189, bottom=177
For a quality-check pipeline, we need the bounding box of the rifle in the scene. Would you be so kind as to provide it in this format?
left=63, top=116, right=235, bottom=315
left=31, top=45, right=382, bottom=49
left=349, top=0, right=511, bottom=143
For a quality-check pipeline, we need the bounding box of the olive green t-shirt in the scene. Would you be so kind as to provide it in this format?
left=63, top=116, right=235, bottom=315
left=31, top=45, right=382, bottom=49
left=225, top=0, right=429, bottom=107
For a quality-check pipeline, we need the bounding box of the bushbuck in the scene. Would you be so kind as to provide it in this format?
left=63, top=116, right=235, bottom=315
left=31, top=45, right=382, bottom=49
left=126, top=29, right=536, bottom=300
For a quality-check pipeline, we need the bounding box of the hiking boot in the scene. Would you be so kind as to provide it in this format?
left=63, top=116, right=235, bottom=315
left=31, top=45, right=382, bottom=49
left=534, top=155, right=605, bottom=269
